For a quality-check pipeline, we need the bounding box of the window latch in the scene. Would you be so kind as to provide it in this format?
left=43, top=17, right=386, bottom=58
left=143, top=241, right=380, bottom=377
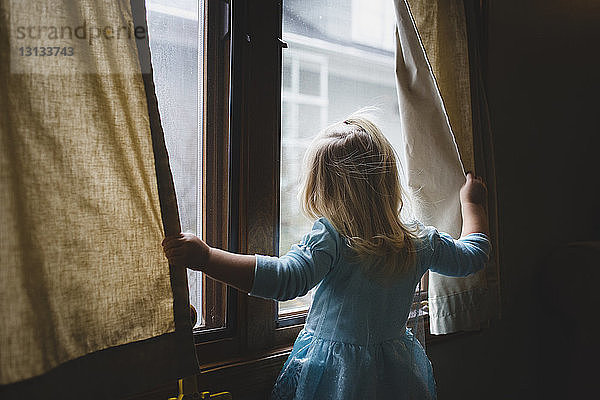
left=221, top=0, right=230, bottom=39
left=277, top=38, right=288, bottom=48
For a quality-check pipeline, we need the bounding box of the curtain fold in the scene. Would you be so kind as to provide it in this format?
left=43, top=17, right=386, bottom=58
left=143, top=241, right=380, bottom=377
left=392, top=0, right=489, bottom=334
left=0, top=0, right=198, bottom=397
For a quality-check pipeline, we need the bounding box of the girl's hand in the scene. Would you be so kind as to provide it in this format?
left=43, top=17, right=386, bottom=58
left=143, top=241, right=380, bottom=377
left=161, top=233, right=210, bottom=269
left=460, top=172, right=487, bottom=206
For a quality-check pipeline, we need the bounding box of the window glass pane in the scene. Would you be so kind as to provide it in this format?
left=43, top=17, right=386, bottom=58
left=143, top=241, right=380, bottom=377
left=279, top=0, right=402, bottom=317
left=282, top=62, right=292, bottom=90
left=146, top=0, right=206, bottom=328
left=351, top=0, right=395, bottom=51
left=299, top=68, right=321, bottom=96
left=297, top=104, right=323, bottom=138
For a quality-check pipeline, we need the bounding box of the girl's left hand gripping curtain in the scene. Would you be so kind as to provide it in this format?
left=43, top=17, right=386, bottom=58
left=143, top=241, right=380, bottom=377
left=0, top=1, right=199, bottom=398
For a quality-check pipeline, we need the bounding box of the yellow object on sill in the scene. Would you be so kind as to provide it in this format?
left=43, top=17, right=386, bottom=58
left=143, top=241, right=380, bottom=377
left=199, top=392, right=233, bottom=399
left=168, top=378, right=232, bottom=400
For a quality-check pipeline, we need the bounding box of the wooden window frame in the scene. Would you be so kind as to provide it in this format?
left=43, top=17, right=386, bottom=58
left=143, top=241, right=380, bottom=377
left=193, top=0, right=300, bottom=365
left=190, top=0, right=301, bottom=386
left=199, top=0, right=230, bottom=335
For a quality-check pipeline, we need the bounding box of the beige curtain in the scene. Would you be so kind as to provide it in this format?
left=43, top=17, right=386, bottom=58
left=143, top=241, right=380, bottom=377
left=393, top=0, right=489, bottom=334
left=0, top=0, right=197, bottom=397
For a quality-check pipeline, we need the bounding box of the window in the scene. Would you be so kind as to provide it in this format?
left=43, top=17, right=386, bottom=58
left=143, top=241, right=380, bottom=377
left=134, top=0, right=489, bottom=397
left=144, top=0, right=428, bottom=354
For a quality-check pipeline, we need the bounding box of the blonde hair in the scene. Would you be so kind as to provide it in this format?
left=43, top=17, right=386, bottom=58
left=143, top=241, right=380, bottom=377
left=300, top=111, right=416, bottom=278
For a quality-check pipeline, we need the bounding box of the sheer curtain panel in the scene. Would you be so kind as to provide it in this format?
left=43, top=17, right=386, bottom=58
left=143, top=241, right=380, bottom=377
left=0, top=0, right=198, bottom=398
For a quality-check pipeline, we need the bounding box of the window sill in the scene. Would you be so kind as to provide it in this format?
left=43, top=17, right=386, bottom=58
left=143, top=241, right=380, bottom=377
left=196, top=346, right=292, bottom=398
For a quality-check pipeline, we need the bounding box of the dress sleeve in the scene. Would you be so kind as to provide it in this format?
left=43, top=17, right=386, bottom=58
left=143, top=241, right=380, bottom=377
left=421, top=226, right=491, bottom=277
left=249, top=217, right=341, bottom=301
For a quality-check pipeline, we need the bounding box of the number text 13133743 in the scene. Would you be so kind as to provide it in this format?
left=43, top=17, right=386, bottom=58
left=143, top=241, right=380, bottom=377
left=19, top=46, right=74, bottom=56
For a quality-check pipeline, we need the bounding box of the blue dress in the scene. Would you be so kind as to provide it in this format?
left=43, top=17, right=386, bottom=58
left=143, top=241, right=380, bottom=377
left=250, top=217, right=490, bottom=400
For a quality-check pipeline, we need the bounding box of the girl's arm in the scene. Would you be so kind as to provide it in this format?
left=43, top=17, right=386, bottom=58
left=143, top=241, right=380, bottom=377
left=419, top=173, right=491, bottom=278
left=161, top=234, right=256, bottom=293
left=162, top=218, right=338, bottom=300
left=459, top=172, right=489, bottom=237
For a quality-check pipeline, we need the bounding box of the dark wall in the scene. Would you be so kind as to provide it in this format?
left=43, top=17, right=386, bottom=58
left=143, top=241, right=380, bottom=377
left=428, top=1, right=600, bottom=399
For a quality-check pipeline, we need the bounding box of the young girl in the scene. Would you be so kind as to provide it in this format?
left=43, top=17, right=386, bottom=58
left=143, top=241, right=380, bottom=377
left=162, top=114, right=490, bottom=400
